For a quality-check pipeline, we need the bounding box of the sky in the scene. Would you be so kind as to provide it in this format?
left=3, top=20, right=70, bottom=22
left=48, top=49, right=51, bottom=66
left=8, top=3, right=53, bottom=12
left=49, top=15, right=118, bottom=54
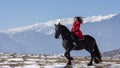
left=0, top=0, right=120, bottom=29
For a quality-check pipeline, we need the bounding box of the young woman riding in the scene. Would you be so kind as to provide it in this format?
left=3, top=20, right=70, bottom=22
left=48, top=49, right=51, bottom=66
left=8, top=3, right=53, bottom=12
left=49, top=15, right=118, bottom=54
left=71, top=16, right=84, bottom=46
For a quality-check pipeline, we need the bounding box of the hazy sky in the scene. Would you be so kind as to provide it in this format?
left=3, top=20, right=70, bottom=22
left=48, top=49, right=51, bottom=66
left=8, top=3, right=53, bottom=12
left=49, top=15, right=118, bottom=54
left=0, top=0, right=120, bottom=29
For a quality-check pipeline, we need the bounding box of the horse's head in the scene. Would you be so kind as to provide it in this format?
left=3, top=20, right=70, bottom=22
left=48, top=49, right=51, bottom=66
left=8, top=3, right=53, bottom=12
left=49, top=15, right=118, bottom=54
left=54, top=23, right=62, bottom=39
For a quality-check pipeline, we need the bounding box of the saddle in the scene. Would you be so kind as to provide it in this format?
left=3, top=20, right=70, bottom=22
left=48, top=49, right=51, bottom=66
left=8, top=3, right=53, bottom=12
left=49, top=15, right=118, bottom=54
left=71, top=33, right=85, bottom=46
left=77, top=37, right=85, bottom=42
left=72, top=37, right=85, bottom=50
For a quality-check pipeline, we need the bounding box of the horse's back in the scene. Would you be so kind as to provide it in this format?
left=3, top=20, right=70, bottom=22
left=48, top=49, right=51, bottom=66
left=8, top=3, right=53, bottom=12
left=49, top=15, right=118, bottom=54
left=84, top=35, right=95, bottom=40
left=74, top=35, right=95, bottom=50
left=83, top=35, right=96, bottom=45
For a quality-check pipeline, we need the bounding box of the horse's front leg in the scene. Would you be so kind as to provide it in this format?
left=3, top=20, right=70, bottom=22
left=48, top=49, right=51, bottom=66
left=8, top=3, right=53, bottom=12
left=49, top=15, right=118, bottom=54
left=64, top=49, right=72, bottom=65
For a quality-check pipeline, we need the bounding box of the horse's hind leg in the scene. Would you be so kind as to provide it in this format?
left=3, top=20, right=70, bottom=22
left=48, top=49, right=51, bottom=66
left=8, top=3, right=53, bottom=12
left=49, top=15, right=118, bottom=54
left=88, top=51, right=94, bottom=66
left=85, top=48, right=94, bottom=66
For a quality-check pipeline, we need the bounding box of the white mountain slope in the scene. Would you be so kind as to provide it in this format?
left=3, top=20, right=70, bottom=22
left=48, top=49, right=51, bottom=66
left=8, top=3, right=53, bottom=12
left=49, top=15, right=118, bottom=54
left=0, top=14, right=119, bottom=56
left=0, top=14, right=116, bottom=35
left=102, top=48, right=120, bottom=59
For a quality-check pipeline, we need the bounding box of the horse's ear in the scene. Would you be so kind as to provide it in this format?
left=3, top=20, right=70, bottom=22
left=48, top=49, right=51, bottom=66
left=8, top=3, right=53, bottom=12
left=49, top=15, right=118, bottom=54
left=58, top=22, right=61, bottom=25
left=54, top=24, right=57, bottom=26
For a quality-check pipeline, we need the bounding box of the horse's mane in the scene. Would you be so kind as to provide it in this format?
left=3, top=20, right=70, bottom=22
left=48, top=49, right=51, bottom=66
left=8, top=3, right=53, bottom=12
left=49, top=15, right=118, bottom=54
left=60, top=25, right=70, bottom=32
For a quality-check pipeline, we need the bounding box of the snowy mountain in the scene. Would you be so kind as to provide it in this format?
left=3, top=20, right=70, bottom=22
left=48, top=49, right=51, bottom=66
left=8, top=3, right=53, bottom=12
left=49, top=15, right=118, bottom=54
left=0, top=14, right=119, bottom=56
left=102, top=48, right=120, bottom=59
left=0, top=14, right=116, bottom=35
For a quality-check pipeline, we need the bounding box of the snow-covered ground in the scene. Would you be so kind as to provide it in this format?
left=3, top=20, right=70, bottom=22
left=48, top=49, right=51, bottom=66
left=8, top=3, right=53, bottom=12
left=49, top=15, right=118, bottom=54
left=0, top=53, right=119, bottom=68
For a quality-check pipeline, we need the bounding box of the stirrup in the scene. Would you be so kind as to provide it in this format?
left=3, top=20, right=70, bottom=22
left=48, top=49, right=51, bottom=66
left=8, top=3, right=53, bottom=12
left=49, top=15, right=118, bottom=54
left=73, top=42, right=77, bottom=46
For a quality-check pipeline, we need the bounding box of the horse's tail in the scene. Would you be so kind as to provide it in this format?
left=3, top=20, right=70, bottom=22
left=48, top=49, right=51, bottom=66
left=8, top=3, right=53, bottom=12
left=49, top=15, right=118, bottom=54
left=94, top=42, right=102, bottom=62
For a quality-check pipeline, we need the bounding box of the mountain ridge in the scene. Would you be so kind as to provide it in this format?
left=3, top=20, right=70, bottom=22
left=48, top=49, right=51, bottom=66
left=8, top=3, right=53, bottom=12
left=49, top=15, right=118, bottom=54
left=0, top=14, right=117, bottom=35
left=102, top=48, right=120, bottom=59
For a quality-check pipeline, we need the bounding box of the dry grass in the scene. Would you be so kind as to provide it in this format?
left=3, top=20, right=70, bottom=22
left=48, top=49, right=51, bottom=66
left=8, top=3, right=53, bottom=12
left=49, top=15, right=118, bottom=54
left=94, top=63, right=111, bottom=68
left=102, top=59, right=120, bottom=64
left=55, top=58, right=67, bottom=63
left=0, top=63, right=25, bottom=67
left=0, top=55, right=120, bottom=68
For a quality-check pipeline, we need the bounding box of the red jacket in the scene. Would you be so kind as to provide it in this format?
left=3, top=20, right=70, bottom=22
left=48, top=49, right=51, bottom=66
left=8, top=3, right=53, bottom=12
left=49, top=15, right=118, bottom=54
left=71, top=22, right=84, bottom=39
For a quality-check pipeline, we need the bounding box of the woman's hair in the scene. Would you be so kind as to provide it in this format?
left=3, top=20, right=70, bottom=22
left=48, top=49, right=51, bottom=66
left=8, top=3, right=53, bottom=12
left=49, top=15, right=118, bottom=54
left=74, top=16, right=83, bottom=24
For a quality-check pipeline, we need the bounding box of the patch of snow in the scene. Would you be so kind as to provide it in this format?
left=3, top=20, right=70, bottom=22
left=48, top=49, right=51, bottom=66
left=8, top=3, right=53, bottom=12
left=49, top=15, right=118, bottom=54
left=7, top=58, right=24, bottom=62
left=84, top=14, right=117, bottom=23
left=22, top=65, right=40, bottom=68
left=108, top=64, right=120, bottom=68
left=0, top=66, right=12, bottom=68
left=23, top=61, right=37, bottom=65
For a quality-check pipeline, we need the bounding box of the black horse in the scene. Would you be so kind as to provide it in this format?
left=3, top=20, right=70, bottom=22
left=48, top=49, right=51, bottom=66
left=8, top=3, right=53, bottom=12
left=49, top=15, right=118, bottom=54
left=54, top=23, right=102, bottom=66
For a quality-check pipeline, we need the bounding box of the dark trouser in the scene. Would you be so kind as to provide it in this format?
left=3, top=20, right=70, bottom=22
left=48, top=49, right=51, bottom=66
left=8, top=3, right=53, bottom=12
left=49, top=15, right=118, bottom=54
left=71, top=32, right=79, bottom=45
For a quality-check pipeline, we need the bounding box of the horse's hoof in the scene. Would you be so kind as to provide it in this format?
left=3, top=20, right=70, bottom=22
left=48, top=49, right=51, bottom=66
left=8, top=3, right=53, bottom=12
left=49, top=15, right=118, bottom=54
left=87, top=63, right=93, bottom=66
left=67, top=63, right=72, bottom=66
left=65, top=64, right=73, bottom=68
left=95, top=61, right=100, bottom=64
left=67, top=62, right=72, bottom=65
left=94, top=59, right=100, bottom=64
left=70, top=57, right=74, bottom=60
left=100, top=59, right=102, bottom=62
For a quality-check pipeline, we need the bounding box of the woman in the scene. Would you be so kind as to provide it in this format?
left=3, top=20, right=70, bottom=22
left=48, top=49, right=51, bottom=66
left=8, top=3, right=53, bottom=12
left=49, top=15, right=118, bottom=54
left=71, top=16, right=84, bottom=46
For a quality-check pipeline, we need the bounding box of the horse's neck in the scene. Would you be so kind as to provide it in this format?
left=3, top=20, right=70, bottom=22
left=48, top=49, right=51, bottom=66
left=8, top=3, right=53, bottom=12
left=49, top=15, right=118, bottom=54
left=61, top=27, right=71, bottom=40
